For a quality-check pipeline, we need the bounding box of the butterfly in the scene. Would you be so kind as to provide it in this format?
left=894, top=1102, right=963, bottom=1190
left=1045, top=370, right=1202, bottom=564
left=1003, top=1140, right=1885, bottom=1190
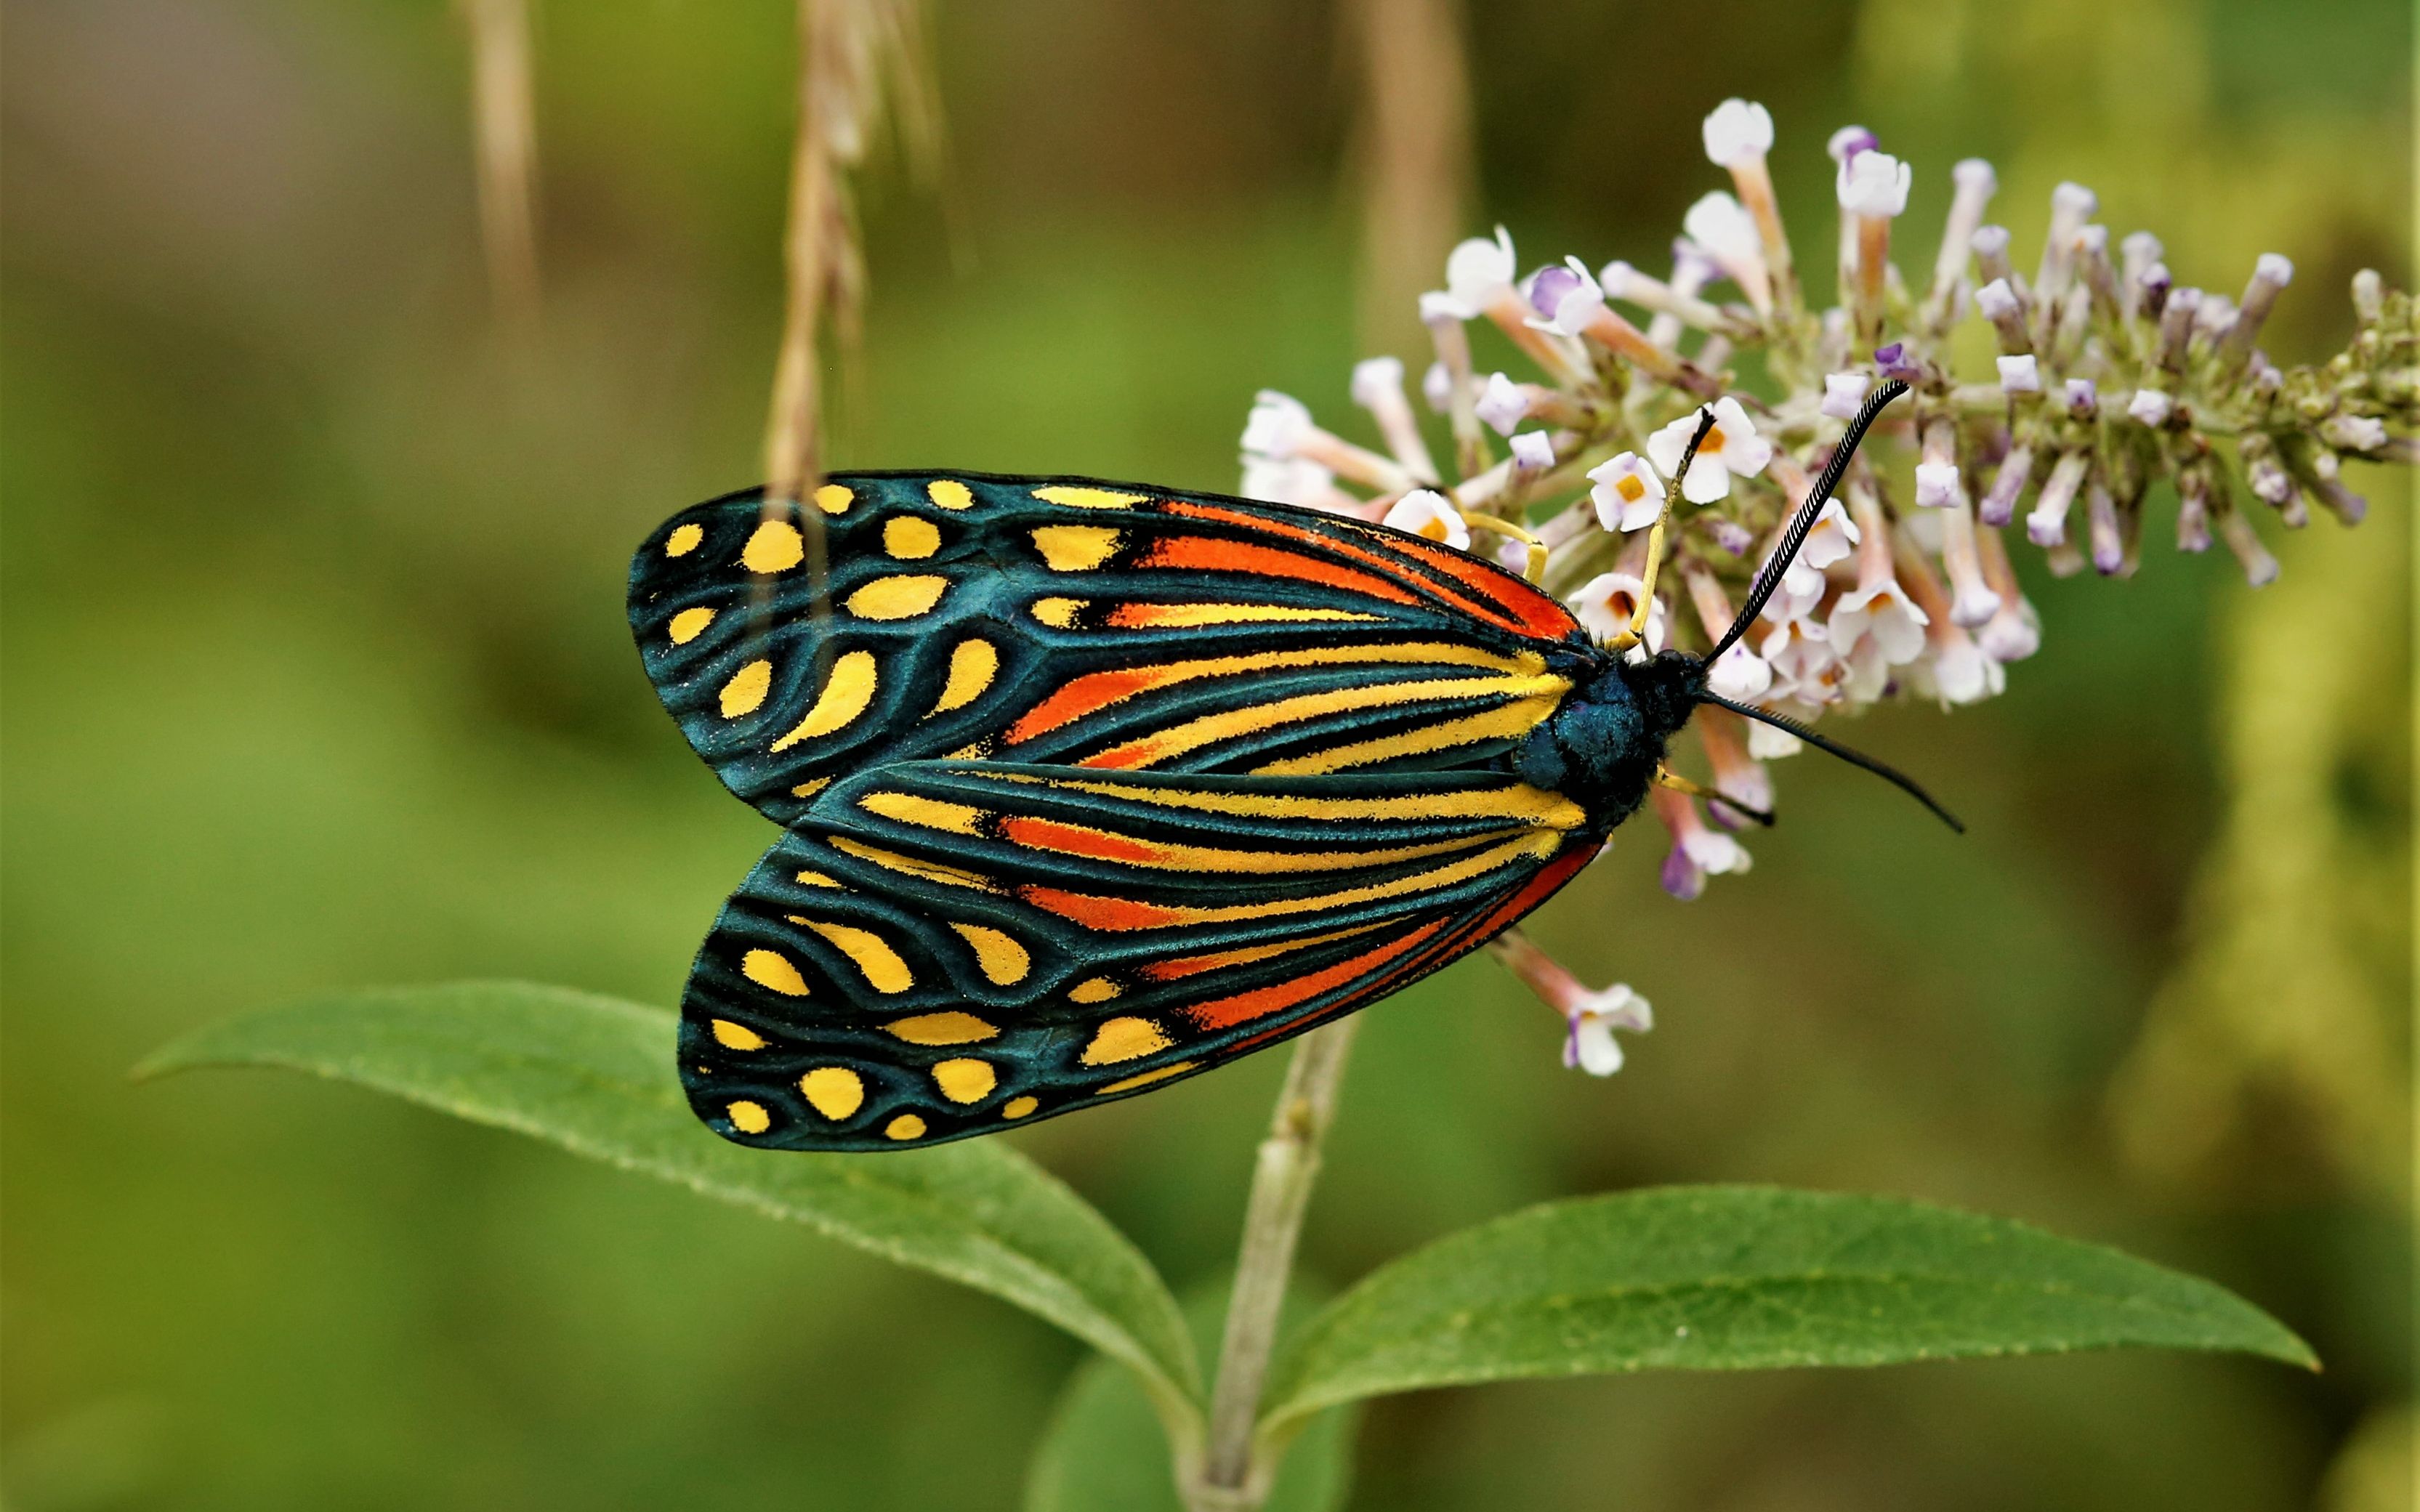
left=629, top=381, right=1942, bottom=1150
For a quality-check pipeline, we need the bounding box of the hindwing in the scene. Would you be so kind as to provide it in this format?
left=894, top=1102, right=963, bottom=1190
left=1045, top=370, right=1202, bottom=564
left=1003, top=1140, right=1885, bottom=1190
left=679, top=761, right=1599, bottom=1149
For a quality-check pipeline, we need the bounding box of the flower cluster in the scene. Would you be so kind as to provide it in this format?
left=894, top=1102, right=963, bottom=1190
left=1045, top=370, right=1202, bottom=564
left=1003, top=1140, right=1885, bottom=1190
left=1238, top=99, right=2415, bottom=1072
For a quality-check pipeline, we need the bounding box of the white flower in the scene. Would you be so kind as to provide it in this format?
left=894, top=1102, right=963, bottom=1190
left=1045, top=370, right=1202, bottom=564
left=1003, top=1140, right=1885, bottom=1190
left=1828, top=578, right=1929, bottom=664
left=1747, top=718, right=1804, bottom=759
left=1586, top=451, right=1663, bottom=532
left=1701, top=98, right=1774, bottom=166
left=1820, top=371, right=1870, bottom=420
left=1914, top=461, right=1963, bottom=509
left=1798, top=498, right=1861, bottom=571
left=1417, top=290, right=1464, bottom=325
left=1759, top=614, right=1834, bottom=693
left=1836, top=151, right=1913, bottom=218
left=1564, top=984, right=1652, bottom=1077
left=1682, top=192, right=1762, bottom=272
left=2323, top=414, right=2388, bottom=453
left=1420, top=360, right=1452, bottom=413
left=1997, top=354, right=2041, bottom=393
left=1684, top=825, right=1751, bottom=876
left=1509, top=431, right=1556, bottom=471
left=1239, top=455, right=1334, bottom=508
left=1568, top=572, right=1666, bottom=650
left=1522, top=256, right=1605, bottom=337
left=1350, top=355, right=1405, bottom=411
left=1645, top=397, right=1772, bottom=505
left=1978, top=594, right=2042, bottom=663
left=1827, top=124, right=1878, bottom=163
left=1708, top=642, right=1773, bottom=701
left=1241, top=390, right=1314, bottom=458
left=1382, top=488, right=1468, bottom=550
left=2127, top=388, right=2173, bottom=426
left=1440, top=226, right=1517, bottom=318
left=1921, top=634, right=2005, bottom=706
left=1475, top=372, right=1528, bottom=436
left=1975, top=278, right=2021, bottom=321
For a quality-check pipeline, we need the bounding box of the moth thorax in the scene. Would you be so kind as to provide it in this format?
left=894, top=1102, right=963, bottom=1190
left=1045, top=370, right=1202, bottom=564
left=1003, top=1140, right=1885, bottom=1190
left=1511, top=653, right=1701, bottom=833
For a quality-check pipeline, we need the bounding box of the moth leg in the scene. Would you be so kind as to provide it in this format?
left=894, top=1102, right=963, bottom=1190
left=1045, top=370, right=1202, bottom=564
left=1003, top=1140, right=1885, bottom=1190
left=1462, top=512, right=1549, bottom=583
left=1608, top=408, right=1719, bottom=652
left=1655, top=764, right=1776, bottom=827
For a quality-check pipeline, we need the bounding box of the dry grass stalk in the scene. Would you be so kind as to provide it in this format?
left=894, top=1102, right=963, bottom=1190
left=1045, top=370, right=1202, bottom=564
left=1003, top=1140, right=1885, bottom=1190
left=461, top=0, right=539, bottom=326
left=1346, top=0, right=1474, bottom=357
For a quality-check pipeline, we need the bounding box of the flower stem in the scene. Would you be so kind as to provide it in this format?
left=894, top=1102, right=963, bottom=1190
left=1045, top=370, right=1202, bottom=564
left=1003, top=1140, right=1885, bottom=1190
left=1190, top=1020, right=1360, bottom=1510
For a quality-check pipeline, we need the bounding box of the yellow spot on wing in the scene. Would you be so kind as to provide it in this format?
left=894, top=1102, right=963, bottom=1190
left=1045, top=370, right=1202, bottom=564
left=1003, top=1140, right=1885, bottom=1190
left=727, top=1099, right=771, bottom=1133
left=668, top=607, right=717, bottom=644
left=1002, top=1096, right=1039, bottom=1119
left=886, top=1114, right=927, bottom=1140
left=859, top=791, right=986, bottom=834
left=794, top=918, right=916, bottom=992
left=814, top=483, right=853, bottom=514
left=767, top=650, right=877, bottom=751
left=799, top=1066, right=866, bottom=1119
left=741, top=948, right=810, bottom=996
left=845, top=575, right=948, bottom=620
left=1032, top=597, right=1084, bottom=628
left=1081, top=1016, right=1171, bottom=1066
left=886, top=1012, right=999, bottom=1045
left=793, top=869, right=844, bottom=889
left=743, top=520, right=805, bottom=573
left=710, top=1019, right=767, bottom=1051
left=828, top=836, right=995, bottom=892
left=927, top=480, right=975, bottom=510
left=1069, top=977, right=1121, bottom=1003
left=948, top=923, right=1030, bottom=985
left=932, top=1058, right=996, bottom=1103
left=884, top=516, right=942, bottom=558
left=1097, top=1062, right=1195, bottom=1095
left=1031, top=525, right=1123, bottom=571
left=719, top=660, right=773, bottom=718
left=791, top=777, right=832, bottom=799
left=930, top=640, right=998, bottom=716
left=1033, top=485, right=1147, bottom=509
left=665, top=522, right=704, bottom=556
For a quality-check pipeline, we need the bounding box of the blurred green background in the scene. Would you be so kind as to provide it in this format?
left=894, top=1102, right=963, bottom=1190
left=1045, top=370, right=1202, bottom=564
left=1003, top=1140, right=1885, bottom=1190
left=4, top=1, right=2411, bottom=1508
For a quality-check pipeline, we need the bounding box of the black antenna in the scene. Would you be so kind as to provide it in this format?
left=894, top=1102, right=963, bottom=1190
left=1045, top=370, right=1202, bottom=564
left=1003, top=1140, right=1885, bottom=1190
left=1703, top=377, right=1909, bottom=666
left=1701, top=692, right=1966, bottom=833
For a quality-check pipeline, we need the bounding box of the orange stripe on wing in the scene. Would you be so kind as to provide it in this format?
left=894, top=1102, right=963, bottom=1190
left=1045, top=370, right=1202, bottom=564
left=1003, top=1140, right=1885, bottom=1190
left=1182, top=918, right=1451, bottom=1030
left=1132, top=533, right=1421, bottom=607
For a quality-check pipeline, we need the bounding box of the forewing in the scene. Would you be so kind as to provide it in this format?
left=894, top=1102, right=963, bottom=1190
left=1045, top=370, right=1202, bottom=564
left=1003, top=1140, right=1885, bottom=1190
left=629, top=473, right=1590, bottom=825
left=679, top=761, right=1600, bottom=1149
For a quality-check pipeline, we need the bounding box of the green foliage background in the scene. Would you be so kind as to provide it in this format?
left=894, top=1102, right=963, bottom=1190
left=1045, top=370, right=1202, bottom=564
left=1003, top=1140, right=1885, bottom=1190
left=3, top=0, right=2409, bottom=1508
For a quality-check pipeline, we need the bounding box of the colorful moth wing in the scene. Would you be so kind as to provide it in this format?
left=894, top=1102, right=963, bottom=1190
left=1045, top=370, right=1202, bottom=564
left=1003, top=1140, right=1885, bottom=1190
left=628, top=472, right=1594, bottom=827
left=682, top=761, right=1600, bottom=1149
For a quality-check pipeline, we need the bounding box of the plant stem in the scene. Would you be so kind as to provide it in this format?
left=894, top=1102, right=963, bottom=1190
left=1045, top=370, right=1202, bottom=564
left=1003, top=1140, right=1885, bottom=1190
left=1190, top=1020, right=1360, bottom=1510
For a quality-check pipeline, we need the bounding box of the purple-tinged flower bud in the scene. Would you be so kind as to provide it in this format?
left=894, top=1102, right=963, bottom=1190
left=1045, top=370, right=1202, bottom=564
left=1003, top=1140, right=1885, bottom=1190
left=1976, top=277, right=2032, bottom=354
left=1525, top=262, right=1587, bottom=321
left=1475, top=372, right=1528, bottom=436
left=1980, top=442, right=2033, bottom=527
left=1874, top=342, right=1923, bottom=382
left=2174, top=468, right=2214, bottom=553
left=2120, top=231, right=2164, bottom=274
left=1509, top=431, right=1556, bottom=472
left=2322, top=413, right=2388, bottom=453
left=2217, top=509, right=2278, bottom=586
left=2248, top=358, right=2283, bottom=397
left=1707, top=518, right=1754, bottom=557
left=2126, top=388, right=2173, bottom=426
left=2036, top=182, right=2099, bottom=303
left=2245, top=445, right=2296, bottom=506
left=1915, top=461, right=1963, bottom=509
left=2137, top=262, right=2173, bottom=320
left=1421, top=360, right=1452, bottom=413
left=2086, top=482, right=2125, bottom=575
left=2155, top=287, right=2202, bottom=371
left=1972, top=225, right=2017, bottom=290
left=1998, top=354, right=2042, bottom=394
left=1826, top=124, right=1877, bottom=163
left=2028, top=452, right=2090, bottom=546
left=2064, top=378, right=2098, bottom=419
left=1821, top=371, right=1870, bottom=419
left=1660, top=844, right=1704, bottom=901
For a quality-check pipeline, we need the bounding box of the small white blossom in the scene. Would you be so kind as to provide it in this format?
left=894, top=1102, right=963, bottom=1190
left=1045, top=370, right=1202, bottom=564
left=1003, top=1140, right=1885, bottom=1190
left=1796, top=498, right=1861, bottom=573
left=1836, top=151, right=1913, bottom=217
left=1440, top=226, right=1517, bottom=318
left=1564, top=984, right=1653, bottom=1077
left=1509, top=431, right=1556, bottom=470
left=1821, top=371, right=1870, bottom=420
left=1350, top=355, right=1406, bottom=411
left=1701, top=98, right=1774, bottom=166
left=1240, top=455, right=1335, bottom=509
left=1829, top=579, right=1930, bottom=665
left=1645, top=397, right=1772, bottom=504
left=1975, top=278, right=2021, bottom=320
left=1914, top=461, right=1963, bottom=509
left=1420, top=360, right=1451, bottom=413
left=2322, top=414, right=2387, bottom=453
left=1241, top=390, right=1314, bottom=458
left=2127, top=388, right=2173, bottom=426
left=1998, top=354, right=2041, bottom=393
left=1569, top=572, right=1666, bottom=650
left=1382, top=488, right=1468, bottom=550
left=1586, top=452, right=1663, bottom=532
left=1475, top=372, right=1528, bottom=436
left=1682, top=193, right=1762, bottom=275
left=1523, top=256, right=1606, bottom=337
left=1708, top=642, right=1773, bottom=701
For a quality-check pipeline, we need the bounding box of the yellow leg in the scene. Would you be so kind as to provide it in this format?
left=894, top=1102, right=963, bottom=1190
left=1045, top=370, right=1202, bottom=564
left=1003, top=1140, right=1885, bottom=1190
left=1610, top=408, right=1716, bottom=652
left=1657, top=764, right=1774, bottom=825
left=1462, top=513, right=1549, bottom=584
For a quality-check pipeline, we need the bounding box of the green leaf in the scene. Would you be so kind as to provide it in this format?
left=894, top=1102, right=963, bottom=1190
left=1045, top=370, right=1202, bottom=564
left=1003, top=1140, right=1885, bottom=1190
left=137, top=982, right=1203, bottom=1435
left=1260, top=1184, right=2316, bottom=1434
left=1025, top=1282, right=1354, bottom=1512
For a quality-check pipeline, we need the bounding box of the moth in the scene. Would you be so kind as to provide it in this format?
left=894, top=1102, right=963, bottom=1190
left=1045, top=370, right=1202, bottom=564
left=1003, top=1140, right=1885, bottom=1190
left=630, top=381, right=1946, bottom=1150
